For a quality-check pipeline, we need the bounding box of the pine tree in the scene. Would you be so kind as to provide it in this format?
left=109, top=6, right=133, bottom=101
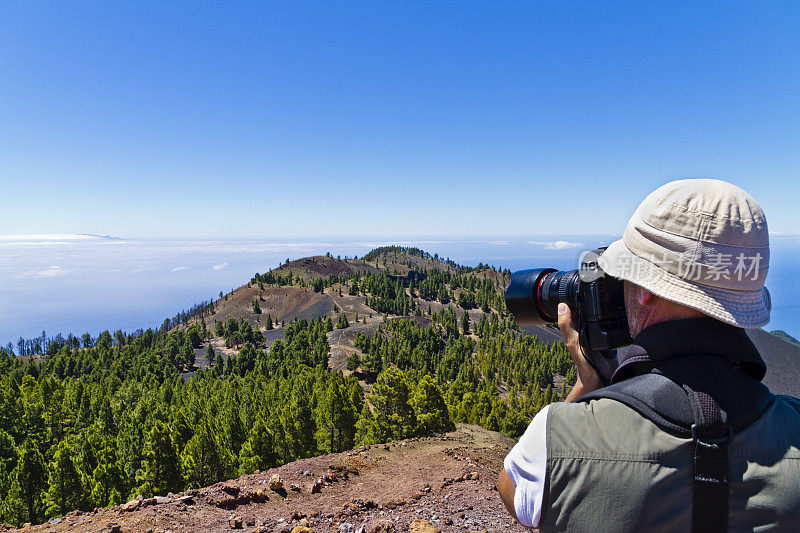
left=181, top=421, right=229, bottom=489
left=265, top=314, right=273, bottom=330
left=461, top=310, right=470, bottom=334
left=90, top=442, right=125, bottom=508
left=138, top=420, right=182, bottom=497
left=368, top=366, right=416, bottom=441
left=346, top=353, right=360, bottom=372
left=239, top=415, right=278, bottom=474
left=6, top=437, right=47, bottom=524
left=315, top=375, right=356, bottom=453
left=206, top=344, right=215, bottom=365
left=46, top=439, right=87, bottom=516
left=411, top=375, right=455, bottom=435
left=354, top=404, right=381, bottom=446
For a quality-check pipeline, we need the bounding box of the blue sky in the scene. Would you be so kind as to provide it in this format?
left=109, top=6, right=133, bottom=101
left=1, top=1, right=798, bottom=238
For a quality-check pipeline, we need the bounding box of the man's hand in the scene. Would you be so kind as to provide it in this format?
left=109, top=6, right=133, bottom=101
left=558, top=303, right=602, bottom=401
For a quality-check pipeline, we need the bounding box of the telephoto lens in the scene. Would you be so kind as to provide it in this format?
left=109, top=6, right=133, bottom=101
left=505, top=268, right=580, bottom=325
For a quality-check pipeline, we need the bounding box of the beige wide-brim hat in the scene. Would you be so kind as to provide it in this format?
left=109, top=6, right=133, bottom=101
left=597, top=179, right=771, bottom=329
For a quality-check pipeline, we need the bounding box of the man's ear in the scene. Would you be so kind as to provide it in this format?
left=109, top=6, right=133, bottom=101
left=637, top=287, right=656, bottom=306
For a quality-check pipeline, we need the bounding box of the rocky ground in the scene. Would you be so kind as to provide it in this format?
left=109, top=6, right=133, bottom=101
left=8, top=425, right=528, bottom=533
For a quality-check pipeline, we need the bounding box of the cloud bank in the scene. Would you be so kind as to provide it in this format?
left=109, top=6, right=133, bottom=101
left=20, top=265, right=68, bottom=278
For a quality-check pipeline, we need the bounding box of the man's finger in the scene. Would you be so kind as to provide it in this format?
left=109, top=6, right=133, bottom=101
left=557, top=303, right=579, bottom=346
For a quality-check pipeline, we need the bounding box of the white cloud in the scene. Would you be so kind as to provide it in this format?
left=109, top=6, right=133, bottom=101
left=528, top=240, right=583, bottom=250
left=0, top=234, right=120, bottom=244
left=20, top=265, right=67, bottom=278
left=170, top=266, right=189, bottom=272
left=212, top=262, right=229, bottom=271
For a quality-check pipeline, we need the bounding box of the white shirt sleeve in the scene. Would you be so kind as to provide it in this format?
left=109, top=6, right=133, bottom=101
left=503, top=404, right=550, bottom=528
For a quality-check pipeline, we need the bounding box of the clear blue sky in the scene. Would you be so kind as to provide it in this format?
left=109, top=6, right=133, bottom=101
left=1, top=1, right=797, bottom=238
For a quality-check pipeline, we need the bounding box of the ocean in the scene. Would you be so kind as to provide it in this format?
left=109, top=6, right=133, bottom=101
left=1, top=234, right=798, bottom=347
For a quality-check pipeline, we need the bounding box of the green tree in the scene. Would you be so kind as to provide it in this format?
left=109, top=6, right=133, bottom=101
left=187, top=327, right=202, bottom=349
left=46, top=439, right=87, bottom=516
left=181, top=421, right=230, bottom=488
left=238, top=415, right=278, bottom=474
left=368, top=366, right=416, bottom=441
left=138, top=420, right=182, bottom=497
left=354, top=404, right=381, bottom=446
left=315, top=375, right=356, bottom=453
left=461, top=310, right=470, bottom=334
left=6, top=437, right=47, bottom=524
left=346, top=353, right=360, bottom=372
left=0, top=429, right=17, bottom=518
left=411, top=375, right=455, bottom=435
left=90, top=442, right=125, bottom=508
left=283, top=382, right=316, bottom=459
left=205, top=344, right=216, bottom=366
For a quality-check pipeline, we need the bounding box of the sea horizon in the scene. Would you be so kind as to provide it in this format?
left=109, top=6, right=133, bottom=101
left=2, top=233, right=798, bottom=348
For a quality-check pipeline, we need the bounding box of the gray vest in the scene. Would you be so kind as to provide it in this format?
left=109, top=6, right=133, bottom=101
left=539, top=318, right=800, bottom=532
left=540, top=396, right=800, bottom=532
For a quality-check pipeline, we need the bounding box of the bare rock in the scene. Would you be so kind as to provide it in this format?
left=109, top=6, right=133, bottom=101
left=229, top=514, right=243, bottom=529
left=269, top=474, right=284, bottom=491
left=252, top=489, right=269, bottom=503
left=311, top=478, right=324, bottom=493
left=211, top=492, right=237, bottom=509
left=409, top=520, right=441, bottom=533
left=291, top=527, right=313, bottom=533
left=273, top=524, right=293, bottom=533
left=367, top=520, right=395, bottom=533
left=175, top=495, right=195, bottom=505
left=383, top=499, right=406, bottom=509
left=339, top=523, right=355, bottom=533
left=120, top=499, right=141, bottom=512
left=222, top=484, right=241, bottom=496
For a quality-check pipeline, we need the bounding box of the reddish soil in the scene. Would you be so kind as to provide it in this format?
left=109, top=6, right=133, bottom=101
left=275, top=257, right=382, bottom=280
left=12, top=426, right=527, bottom=533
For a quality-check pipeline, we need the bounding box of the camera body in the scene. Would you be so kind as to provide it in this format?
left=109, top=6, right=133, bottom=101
left=504, top=248, right=632, bottom=381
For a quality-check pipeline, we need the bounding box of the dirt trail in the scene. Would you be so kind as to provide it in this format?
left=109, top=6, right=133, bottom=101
left=13, top=425, right=527, bottom=533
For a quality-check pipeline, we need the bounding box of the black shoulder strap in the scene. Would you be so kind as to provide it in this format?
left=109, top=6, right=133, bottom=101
left=580, top=373, right=694, bottom=436
left=578, top=370, right=773, bottom=533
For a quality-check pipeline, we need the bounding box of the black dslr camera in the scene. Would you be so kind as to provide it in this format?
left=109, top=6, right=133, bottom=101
left=504, top=247, right=632, bottom=382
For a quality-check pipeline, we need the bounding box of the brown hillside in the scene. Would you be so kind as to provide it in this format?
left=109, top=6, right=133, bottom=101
left=274, top=256, right=382, bottom=280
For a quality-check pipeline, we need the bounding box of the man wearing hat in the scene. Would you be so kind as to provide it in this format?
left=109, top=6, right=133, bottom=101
left=498, top=179, right=800, bottom=531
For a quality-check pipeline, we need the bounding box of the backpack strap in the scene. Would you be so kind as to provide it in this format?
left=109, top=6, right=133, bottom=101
left=578, top=363, right=773, bottom=533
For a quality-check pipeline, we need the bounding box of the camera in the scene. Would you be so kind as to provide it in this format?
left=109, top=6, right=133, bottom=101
left=504, top=247, right=632, bottom=381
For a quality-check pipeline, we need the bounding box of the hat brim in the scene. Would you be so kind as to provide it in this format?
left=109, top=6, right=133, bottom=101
left=597, top=239, right=771, bottom=329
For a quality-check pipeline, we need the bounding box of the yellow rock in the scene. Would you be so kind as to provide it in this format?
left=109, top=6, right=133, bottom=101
left=269, top=473, right=284, bottom=491
left=409, top=519, right=441, bottom=533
